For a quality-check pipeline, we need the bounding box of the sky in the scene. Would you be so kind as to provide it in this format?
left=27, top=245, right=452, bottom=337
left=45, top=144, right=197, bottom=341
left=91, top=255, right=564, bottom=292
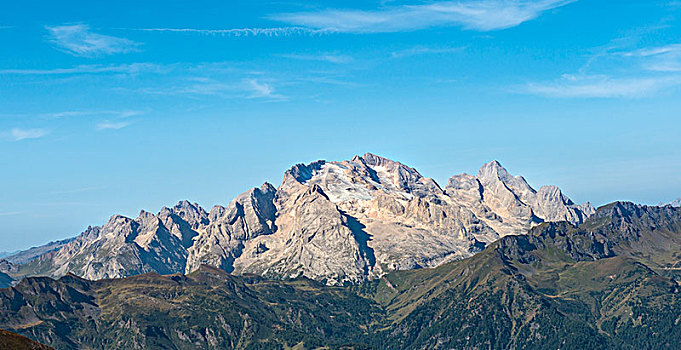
left=1, top=0, right=680, bottom=252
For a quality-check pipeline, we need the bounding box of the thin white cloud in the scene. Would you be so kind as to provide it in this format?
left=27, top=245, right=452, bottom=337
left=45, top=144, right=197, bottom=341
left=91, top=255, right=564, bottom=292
left=0, top=211, right=22, bottom=216
left=46, top=24, right=139, bottom=57
left=95, top=110, right=142, bottom=130
left=135, top=77, right=239, bottom=97
left=97, top=120, right=132, bottom=130
left=522, top=35, right=681, bottom=99
left=9, top=128, right=49, bottom=141
left=0, top=63, right=163, bottom=75
left=271, top=0, right=576, bottom=33
left=246, top=79, right=286, bottom=99
left=43, top=110, right=144, bottom=119
left=130, top=76, right=287, bottom=100
left=620, top=44, right=681, bottom=72
left=522, top=74, right=681, bottom=98
left=280, top=53, right=354, bottom=64
left=130, top=27, right=332, bottom=37
left=390, top=45, right=465, bottom=58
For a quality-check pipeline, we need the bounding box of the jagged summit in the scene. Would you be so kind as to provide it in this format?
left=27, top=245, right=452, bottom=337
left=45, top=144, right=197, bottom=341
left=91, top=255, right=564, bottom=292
left=10, top=153, right=595, bottom=285
left=477, top=160, right=507, bottom=177
left=661, top=198, right=681, bottom=207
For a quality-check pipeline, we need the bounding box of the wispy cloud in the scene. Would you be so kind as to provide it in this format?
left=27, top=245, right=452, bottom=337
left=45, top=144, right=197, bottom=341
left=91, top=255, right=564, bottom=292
left=95, top=110, right=142, bottom=131
left=40, top=110, right=144, bottom=119
left=522, top=74, right=681, bottom=98
left=619, top=44, right=681, bottom=72
left=0, top=211, right=22, bottom=216
left=134, top=77, right=238, bottom=97
left=390, top=45, right=465, bottom=58
left=246, top=79, right=286, bottom=99
left=130, top=74, right=288, bottom=100
left=46, top=24, right=139, bottom=57
left=271, top=0, right=576, bottom=33
left=280, top=53, right=354, bottom=64
left=521, top=29, right=681, bottom=99
left=8, top=128, right=49, bottom=141
left=96, top=120, right=132, bottom=130
left=129, top=27, right=332, bottom=37
left=0, top=63, right=163, bottom=75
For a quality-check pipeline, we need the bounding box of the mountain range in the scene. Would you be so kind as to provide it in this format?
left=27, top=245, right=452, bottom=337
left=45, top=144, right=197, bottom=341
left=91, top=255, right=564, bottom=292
left=1, top=202, right=679, bottom=349
left=662, top=198, right=681, bottom=207
left=2, top=153, right=594, bottom=286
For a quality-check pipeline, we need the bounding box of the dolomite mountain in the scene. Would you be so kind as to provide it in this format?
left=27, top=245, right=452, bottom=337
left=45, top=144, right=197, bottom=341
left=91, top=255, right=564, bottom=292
left=663, top=198, right=681, bottom=207
left=14, top=153, right=594, bottom=284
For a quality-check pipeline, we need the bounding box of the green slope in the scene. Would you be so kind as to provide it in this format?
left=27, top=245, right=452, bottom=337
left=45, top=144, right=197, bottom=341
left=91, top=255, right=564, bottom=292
left=1, top=202, right=680, bottom=349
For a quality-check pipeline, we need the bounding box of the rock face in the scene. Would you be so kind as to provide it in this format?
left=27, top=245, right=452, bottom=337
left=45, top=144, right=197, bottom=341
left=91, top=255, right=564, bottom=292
left=662, top=198, right=681, bottom=207
left=3, top=237, right=75, bottom=265
left=446, top=160, right=594, bottom=237
left=14, top=153, right=594, bottom=284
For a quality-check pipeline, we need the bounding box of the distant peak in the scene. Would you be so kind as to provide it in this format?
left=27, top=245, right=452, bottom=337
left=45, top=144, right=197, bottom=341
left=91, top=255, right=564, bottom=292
left=594, top=201, right=643, bottom=219
left=478, top=160, right=510, bottom=180
left=260, top=182, right=276, bottom=193
left=356, top=152, right=394, bottom=167
left=284, top=160, right=326, bottom=184
left=481, top=160, right=504, bottom=170
left=174, top=200, right=196, bottom=210
left=107, top=214, right=130, bottom=223
left=354, top=152, right=422, bottom=176
left=137, top=210, right=154, bottom=219
left=662, top=198, right=681, bottom=207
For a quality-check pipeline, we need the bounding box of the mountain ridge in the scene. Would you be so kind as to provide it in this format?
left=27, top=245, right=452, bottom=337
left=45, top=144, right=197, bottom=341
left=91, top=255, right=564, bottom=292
left=8, top=153, right=594, bottom=285
left=2, top=202, right=680, bottom=349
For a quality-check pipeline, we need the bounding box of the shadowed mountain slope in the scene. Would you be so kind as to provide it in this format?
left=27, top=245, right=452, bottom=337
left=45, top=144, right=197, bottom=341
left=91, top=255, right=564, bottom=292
left=0, top=329, right=52, bottom=350
left=2, top=203, right=680, bottom=349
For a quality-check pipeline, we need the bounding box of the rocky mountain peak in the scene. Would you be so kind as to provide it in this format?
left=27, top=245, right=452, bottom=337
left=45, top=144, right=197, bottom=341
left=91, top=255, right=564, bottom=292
left=591, top=201, right=654, bottom=221
left=578, top=202, right=596, bottom=217
left=137, top=210, right=155, bottom=221
left=13, top=153, right=598, bottom=285
left=477, top=160, right=509, bottom=180
left=446, top=160, right=594, bottom=236
left=478, top=160, right=534, bottom=193
left=662, top=198, right=681, bottom=207
left=159, top=200, right=208, bottom=229
left=446, top=173, right=481, bottom=190
left=283, top=160, right=326, bottom=185
left=537, top=185, right=573, bottom=204
left=357, top=152, right=405, bottom=169
left=355, top=152, right=423, bottom=183
left=260, top=182, right=276, bottom=193
left=106, top=214, right=129, bottom=224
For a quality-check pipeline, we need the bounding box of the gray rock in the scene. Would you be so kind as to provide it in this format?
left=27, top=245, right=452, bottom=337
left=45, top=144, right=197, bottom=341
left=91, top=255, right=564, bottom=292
left=14, top=153, right=594, bottom=284
left=3, top=237, right=75, bottom=264
left=661, top=198, right=681, bottom=207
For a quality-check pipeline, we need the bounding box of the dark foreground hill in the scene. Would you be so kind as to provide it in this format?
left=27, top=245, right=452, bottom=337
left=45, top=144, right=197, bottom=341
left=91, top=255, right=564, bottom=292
left=0, top=329, right=52, bottom=350
left=1, top=202, right=680, bottom=349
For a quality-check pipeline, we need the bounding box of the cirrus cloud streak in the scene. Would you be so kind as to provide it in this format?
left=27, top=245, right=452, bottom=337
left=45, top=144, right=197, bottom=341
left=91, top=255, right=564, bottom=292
left=271, top=0, right=576, bottom=33
left=46, top=24, right=139, bottom=57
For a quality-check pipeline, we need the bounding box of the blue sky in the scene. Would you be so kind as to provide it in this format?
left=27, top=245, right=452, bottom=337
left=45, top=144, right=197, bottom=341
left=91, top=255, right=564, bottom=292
left=1, top=0, right=680, bottom=251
